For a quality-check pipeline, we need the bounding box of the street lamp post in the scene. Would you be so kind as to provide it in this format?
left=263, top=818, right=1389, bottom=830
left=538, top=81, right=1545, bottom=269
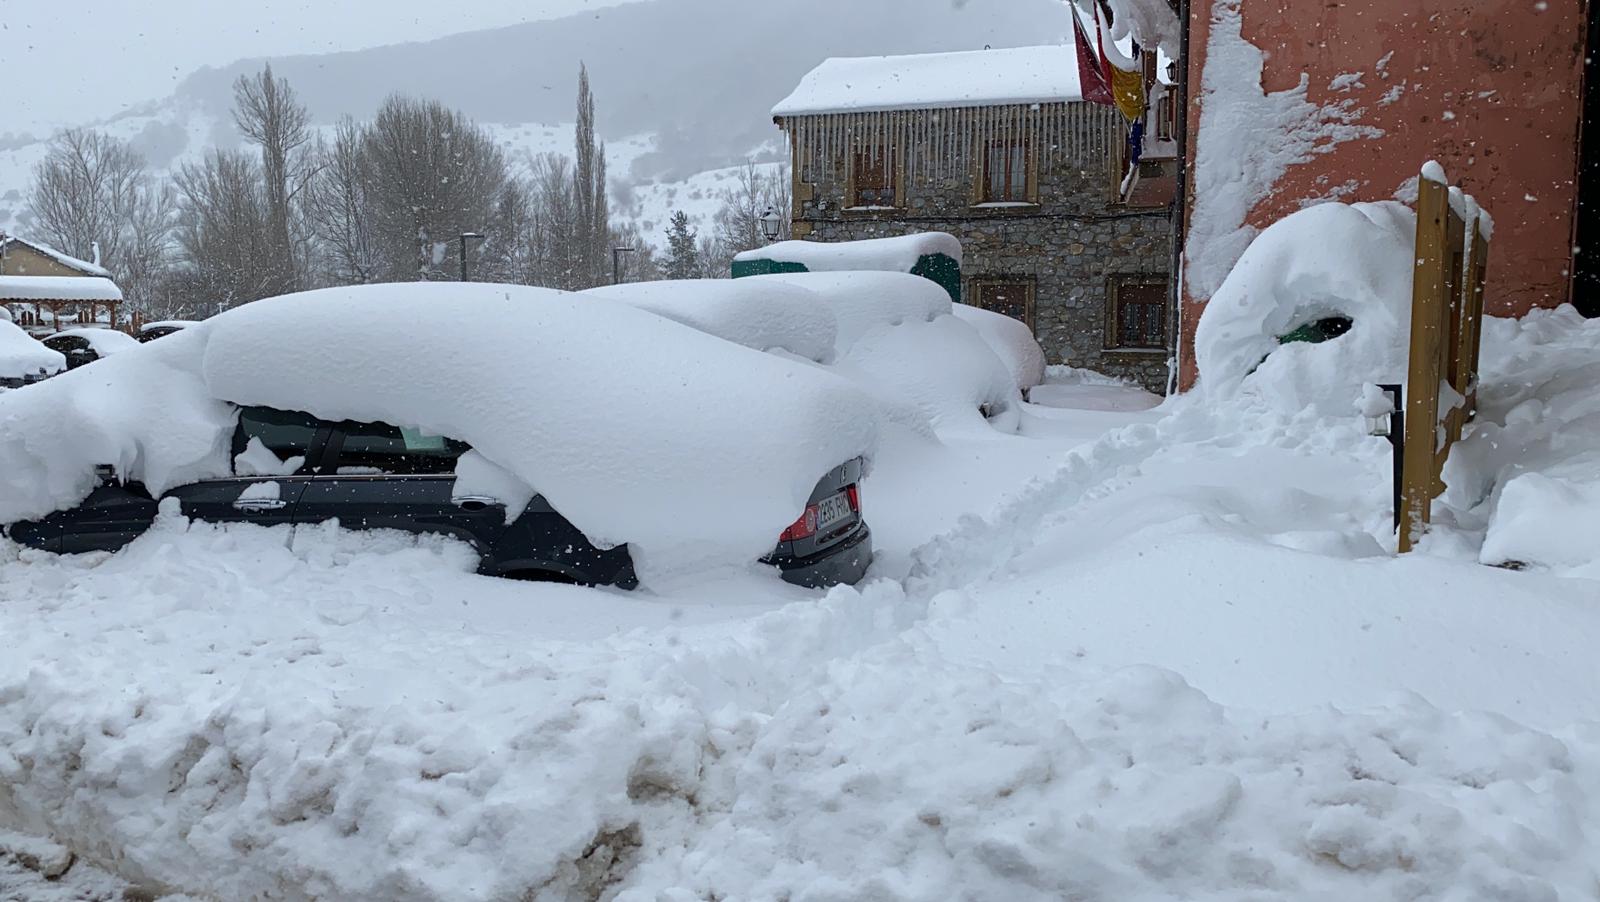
left=458, top=232, right=484, bottom=282
left=759, top=206, right=783, bottom=244
left=612, top=246, right=637, bottom=285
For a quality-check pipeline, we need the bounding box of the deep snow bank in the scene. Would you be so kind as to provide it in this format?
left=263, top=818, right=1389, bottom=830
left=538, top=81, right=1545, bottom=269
left=1194, top=200, right=1415, bottom=410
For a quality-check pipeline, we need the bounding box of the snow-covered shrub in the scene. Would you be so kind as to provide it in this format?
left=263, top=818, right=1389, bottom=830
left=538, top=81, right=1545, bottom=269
left=1194, top=201, right=1415, bottom=412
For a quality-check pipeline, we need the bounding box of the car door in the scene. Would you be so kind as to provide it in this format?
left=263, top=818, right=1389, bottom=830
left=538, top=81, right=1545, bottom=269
left=291, top=419, right=511, bottom=556
left=161, top=406, right=329, bottom=531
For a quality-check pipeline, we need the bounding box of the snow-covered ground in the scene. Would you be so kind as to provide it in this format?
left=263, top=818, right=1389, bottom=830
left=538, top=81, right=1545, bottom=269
left=3, top=302, right=1598, bottom=899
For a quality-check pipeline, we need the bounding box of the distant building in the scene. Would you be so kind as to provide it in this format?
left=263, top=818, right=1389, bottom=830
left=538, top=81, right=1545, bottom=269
left=772, top=44, right=1179, bottom=393
left=0, top=233, right=124, bottom=335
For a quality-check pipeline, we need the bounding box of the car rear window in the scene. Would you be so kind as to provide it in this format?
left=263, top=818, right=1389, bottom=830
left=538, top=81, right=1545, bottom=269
left=333, top=421, right=468, bottom=475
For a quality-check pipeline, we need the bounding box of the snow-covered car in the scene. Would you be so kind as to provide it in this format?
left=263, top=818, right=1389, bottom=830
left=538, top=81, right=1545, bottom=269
left=0, top=284, right=881, bottom=589
left=0, top=319, right=66, bottom=388
left=136, top=319, right=199, bottom=342
left=41, top=327, right=141, bottom=369
left=586, top=272, right=1024, bottom=433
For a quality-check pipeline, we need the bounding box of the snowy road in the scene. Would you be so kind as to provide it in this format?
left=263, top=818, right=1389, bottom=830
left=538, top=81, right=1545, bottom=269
left=3, top=352, right=1600, bottom=900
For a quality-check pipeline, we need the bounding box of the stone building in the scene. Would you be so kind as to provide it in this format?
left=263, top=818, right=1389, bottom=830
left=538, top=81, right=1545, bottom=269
left=772, top=44, right=1178, bottom=391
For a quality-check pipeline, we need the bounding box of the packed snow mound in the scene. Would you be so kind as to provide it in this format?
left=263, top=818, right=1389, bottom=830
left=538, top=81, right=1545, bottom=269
left=201, top=283, right=879, bottom=578
left=583, top=278, right=837, bottom=363
left=51, top=327, right=140, bottom=357
left=1441, top=306, right=1600, bottom=576
left=753, top=271, right=952, bottom=351
left=739, top=232, right=963, bottom=272
left=0, top=320, right=64, bottom=379
left=951, top=302, right=1047, bottom=390
left=1195, top=201, right=1416, bottom=411
left=0, top=328, right=235, bottom=522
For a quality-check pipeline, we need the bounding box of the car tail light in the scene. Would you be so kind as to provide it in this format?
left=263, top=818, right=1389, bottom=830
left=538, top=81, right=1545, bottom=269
left=779, top=506, right=819, bottom=542
left=846, top=484, right=860, bottom=512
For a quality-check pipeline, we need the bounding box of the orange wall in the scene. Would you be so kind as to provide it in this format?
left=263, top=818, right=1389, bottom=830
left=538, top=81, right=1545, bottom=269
left=1180, top=0, right=1588, bottom=388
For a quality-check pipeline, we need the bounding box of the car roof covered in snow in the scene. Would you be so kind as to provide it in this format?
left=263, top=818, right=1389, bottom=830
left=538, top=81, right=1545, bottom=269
left=49, top=327, right=140, bottom=356
left=772, top=45, right=1083, bottom=117
left=0, top=319, right=66, bottom=378
left=583, top=279, right=838, bottom=364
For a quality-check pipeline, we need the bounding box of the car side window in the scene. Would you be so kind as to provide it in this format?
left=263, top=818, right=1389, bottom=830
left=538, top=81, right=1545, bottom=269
left=234, top=407, right=322, bottom=465
left=46, top=336, right=90, bottom=353
left=332, top=421, right=468, bottom=475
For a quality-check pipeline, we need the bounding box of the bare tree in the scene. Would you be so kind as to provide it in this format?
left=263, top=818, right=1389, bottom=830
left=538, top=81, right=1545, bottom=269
left=713, top=161, right=792, bottom=264
left=173, top=149, right=275, bottom=308
left=304, top=117, right=377, bottom=284
left=27, top=128, right=175, bottom=313
left=232, top=63, right=311, bottom=295
left=361, top=95, right=509, bottom=282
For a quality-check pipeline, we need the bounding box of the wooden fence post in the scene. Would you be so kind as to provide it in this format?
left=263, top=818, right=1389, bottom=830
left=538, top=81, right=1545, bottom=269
left=1396, top=164, right=1490, bottom=553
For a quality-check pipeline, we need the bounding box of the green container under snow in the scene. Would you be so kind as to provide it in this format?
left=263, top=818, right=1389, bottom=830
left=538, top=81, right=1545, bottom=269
left=731, top=232, right=963, bottom=303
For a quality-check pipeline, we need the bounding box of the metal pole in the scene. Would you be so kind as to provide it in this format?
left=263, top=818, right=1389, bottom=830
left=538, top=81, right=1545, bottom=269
left=460, top=237, right=468, bottom=282
left=1379, top=383, right=1403, bottom=534
left=612, top=247, right=621, bottom=285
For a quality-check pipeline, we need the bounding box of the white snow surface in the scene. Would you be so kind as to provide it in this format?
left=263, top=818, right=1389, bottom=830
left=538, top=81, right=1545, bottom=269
left=0, top=274, right=122, bottom=302
left=753, top=270, right=952, bottom=349
left=772, top=45, right=1082, bottom=117
left=4, top=292, right=1600, bottom=899
left=583, top=279, right=838, bottom=363
left=0, top=320, right=64, bottom=379
left=49, top=327, right=140, bottom=357
left=951, top=302, right=1047, bottom=390
left=736, top=232, right=963, bottom=271
left=1194, top=200, right=1416, bottom=407
left=0, top=283, right=880, bottom=583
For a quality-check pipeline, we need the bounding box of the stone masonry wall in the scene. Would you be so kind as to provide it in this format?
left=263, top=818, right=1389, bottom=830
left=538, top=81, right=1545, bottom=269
left=788, top=106, right=1176, bottom=393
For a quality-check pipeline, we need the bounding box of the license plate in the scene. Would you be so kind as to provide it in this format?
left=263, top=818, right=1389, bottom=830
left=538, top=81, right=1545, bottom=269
left=815, top=491, right=854, bottom=532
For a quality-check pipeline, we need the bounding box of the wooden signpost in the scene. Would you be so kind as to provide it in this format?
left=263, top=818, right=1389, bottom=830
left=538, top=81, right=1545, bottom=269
left=1397, top=163, right=1491, bottom=552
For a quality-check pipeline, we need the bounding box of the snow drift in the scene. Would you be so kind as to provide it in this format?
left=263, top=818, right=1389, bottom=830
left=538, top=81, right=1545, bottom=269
left=1194, top=201, right=1416, bottom=411
left=0, top=283, right=881, bottom=581
left=583, top=279, right=837, bottom=363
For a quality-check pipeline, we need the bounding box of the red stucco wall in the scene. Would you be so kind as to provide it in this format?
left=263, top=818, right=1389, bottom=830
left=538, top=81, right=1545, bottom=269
left=1180, top=0, right=1588, bottom=389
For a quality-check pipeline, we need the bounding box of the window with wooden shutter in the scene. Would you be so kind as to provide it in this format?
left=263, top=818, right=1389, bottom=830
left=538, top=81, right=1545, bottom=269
left=973, top=278, right=1035, bottom=331
left=851, top=149, right=897, bottom=208
left=981, top=139, right=1029, bottom=203
left=1106, top=277, right=1168, bottom=350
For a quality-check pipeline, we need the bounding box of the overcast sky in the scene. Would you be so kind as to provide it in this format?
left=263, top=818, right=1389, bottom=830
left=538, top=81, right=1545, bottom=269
left=0, top=0, right=636, bottom=135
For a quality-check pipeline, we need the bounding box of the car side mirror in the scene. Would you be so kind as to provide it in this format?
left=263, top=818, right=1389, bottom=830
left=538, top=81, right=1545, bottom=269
left=93, top=464, right=119, bottom=486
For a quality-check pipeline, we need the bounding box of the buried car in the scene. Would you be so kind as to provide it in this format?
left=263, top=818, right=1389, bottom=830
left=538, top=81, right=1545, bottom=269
left=0, top=284, right=879, bottom=589
left=41, top=327, right=141, bottom=369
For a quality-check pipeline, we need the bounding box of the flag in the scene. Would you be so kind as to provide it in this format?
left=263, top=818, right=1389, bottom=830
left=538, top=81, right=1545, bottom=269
left=1072, top=4, right=1115, bottom=106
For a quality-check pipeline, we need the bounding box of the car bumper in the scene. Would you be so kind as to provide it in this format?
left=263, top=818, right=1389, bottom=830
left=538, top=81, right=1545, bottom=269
left=772, top=524, right=873, bottom=588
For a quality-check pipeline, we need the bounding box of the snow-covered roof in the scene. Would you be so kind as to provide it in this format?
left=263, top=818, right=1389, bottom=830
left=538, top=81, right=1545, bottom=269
left=0, top=235, right=113, bottom=278
left=772, top=45, right=1083, bottom=117
left=0, top=275, right=124, bottom=303
left=736, top=233, right=964, bottom=272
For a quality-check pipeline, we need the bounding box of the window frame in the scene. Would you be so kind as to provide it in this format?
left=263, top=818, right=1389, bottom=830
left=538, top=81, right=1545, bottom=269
left=1104, top=275, right=1171, bottom=352
left=970, top=276, right=1037, bottom=333
left=978, top=137, right=1036, bottom=205
left=846, top=145, right=902, bottom=210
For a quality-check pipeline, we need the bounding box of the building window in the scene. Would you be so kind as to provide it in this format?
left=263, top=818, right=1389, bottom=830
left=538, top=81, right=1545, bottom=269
left=982, top=139, right=1029, bottom=203
left=1106, top=276, right=1169, bottom=350
left=851, top=148, right=897, bottom=208
left=1155, top=92, right=1175, bottom=142
left=972, top=278, right=1035, bottom=331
